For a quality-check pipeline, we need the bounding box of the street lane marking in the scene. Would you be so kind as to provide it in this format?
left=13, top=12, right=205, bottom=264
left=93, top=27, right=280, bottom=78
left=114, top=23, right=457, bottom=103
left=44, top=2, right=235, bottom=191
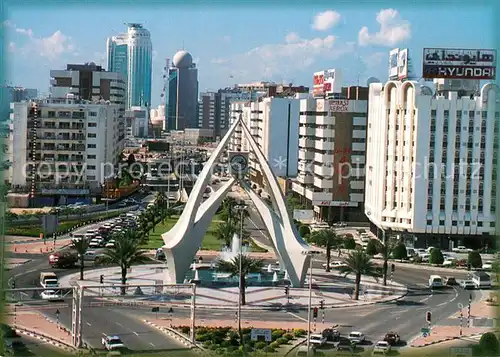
left=116, top=322, right=123, bottom=327
left=150, top=342, right=155, bottom=347
left=133, top=332, right=139, bottom=336
left=419, top=294, right=432, bottom=303
left=287, top=312, right=308, bottom=323
left=86, top=322, right=92, bottom=326
left=437, top=302, right=447, bottom=307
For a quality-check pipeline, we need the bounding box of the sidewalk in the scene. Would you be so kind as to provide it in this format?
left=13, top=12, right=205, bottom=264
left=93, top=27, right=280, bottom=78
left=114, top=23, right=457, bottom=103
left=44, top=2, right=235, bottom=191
left=450, top=300, right=497, bottom=319
left=410, top=325, right=490, bottom=347
left=7, top=238, right=73, bottom=254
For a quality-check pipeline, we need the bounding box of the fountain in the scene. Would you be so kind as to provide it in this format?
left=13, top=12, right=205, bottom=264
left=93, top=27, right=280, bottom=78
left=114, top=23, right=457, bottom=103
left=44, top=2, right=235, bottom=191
left=284, top=270, right=290, bottom=281
left=192, top=269, right=200, bottom=282
left=272, top=271, right=278, bottom=282
left=267, top=264, right=273, bottom=273
left=219, top=233, right=249, bottom=262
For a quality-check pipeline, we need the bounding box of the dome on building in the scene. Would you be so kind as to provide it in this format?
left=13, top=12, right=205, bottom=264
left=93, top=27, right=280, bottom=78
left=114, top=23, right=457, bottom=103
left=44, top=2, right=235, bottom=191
left=173, top=50, right=193, bottom=68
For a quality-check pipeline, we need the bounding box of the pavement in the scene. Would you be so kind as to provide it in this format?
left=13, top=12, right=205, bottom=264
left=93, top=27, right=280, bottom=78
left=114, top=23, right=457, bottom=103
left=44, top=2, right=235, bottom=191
left=58, top=265, right=407, bottom=309
left=409, top=325, right=490, bottom=347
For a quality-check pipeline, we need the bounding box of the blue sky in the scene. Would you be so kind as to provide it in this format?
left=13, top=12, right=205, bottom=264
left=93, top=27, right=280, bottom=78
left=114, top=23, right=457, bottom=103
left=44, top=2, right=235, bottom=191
left=2, top=3, right=496, bottom=107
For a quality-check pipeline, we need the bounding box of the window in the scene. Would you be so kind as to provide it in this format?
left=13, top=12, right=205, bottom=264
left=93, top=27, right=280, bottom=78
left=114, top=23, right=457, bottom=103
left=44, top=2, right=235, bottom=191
left=87, top=144, right=96, bottom=149
left=87, top=165, right=96, bottom=170
left=427, top=219, right=432, bottom=225
left=89, top=111, right=98, bottom=117
left=87, top=175, right=96, bottom=180
left=87, top=155, right=96, bottom=159
left=87, top=133, right=97, bottom=138
left=88, top=122, right=97, bottom=127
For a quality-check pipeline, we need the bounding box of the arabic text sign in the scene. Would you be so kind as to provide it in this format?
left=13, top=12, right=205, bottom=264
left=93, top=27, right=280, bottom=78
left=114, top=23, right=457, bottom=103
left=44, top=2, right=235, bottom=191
left=422, top=48, right=497, bottom=80
left=329, top=99, right=350, bottom=113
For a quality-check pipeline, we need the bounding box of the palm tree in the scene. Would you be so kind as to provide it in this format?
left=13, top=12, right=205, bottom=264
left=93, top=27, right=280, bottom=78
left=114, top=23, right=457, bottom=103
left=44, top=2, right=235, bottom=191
left=310, top=229, right=339, bottom=272
left=214, top=221, right=238, bottom=248
left=215, top=255, right=264, bottom=305
left=339, top=249, right=381, bottom=300
left=71, top=238, right=90, bottom=281
left=219, top=197, right=237, bottom=222
left=156, top=191, right=167, bottom=209
left=376, top=239, right=395, bottom=286
left=101, top=230, right=150, bottom=295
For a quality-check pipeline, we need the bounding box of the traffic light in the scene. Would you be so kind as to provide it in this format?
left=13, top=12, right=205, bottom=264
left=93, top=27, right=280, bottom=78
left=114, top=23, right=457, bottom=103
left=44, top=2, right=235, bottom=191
left=391, top=263, right=395, bottom=272
left=467, top=263, right=471, bottom=271
left=284, top=286, right=289, bottom=295
left=320, top=300, right=324, bottom=310
left=100, top=275, right=104, bottom=284
left=426, top=311, right=432, bottom=323
left=11, top=280, right=15, bottom=289
left=313, top=307, right=318, bottom=318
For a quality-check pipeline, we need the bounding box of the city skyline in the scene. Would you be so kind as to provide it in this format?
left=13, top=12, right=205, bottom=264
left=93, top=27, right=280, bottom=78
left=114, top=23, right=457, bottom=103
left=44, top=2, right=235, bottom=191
left=3, top=5, right=494, bottom=107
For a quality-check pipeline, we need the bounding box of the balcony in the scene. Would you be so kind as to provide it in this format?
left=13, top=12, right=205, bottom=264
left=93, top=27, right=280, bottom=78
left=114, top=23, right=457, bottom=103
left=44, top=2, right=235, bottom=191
left=299, top=126, right=315, bottom=136
left=298, top=160, right=312, bottom=172
left=314, top=152, right=334, bottom=163
left=316, top=128, right=335, bottom=138
left=314, top=164, right=334, bottom=177
left=315, top=140, right=334, bottom=151
left=299, top=138, right=315, bottom=148
left=298, top=151, right=314, bottom=160
left=314, top=177, right=334, bottom=189
left=305, top=188, right=333, bottom=202
left=291, top=181, right=305, bottom=195
left=297, top=173, right=314, bottom=184
left=316, top=116, right=335, bottom=126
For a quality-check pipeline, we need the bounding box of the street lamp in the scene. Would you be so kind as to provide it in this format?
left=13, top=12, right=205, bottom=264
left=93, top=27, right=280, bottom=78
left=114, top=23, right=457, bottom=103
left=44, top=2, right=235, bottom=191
left=234, top=203, right=248, bottom=349
left=302, top=249, right=321, bottom=357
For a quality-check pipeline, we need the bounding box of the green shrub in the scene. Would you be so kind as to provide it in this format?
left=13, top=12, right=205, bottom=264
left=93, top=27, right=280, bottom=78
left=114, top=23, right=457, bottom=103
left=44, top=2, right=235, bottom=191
left=271, top=329, right=285, bottom=340
left=209, top=344, right=219, bottom=350
left=180, top=326, right=190, bottom=335
left=276, top=337, right=288, bottom=345
left=254, top=341, right=267, bottom=350
left=226, top=346, right=238, bottom=352
left=365, top=239, right=378, bottom=256
left=429, top=247, right=444, bottom=265
left=479, top=332, right=499, bottom=355
left=293, top=329, right=306, bottom=337
left=468, top=251, right=483, bottom=268
left=298, top=225, right=311, bottom=238
left=269, top=341, right=280, bottom=349
left=215, top=348, right=225, bottom=355
left=202, top=341, right=213, bottom=348
left=195, top=333, right=211, bottom=342
left=263, top=346, right=275, bottom=353
left=343, top=237, right=356, bottom=250
left=392, top=243, right=408, bottom=260
left=283, top=333, right=294, bottom=341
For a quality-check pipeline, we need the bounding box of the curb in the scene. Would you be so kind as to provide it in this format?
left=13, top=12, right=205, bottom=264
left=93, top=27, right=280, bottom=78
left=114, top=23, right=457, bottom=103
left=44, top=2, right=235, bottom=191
left=409, top=329, right=500, bottom=348
left=14, top=326, right=76, bottom=352
left=143, top=319, right=201, bottom=350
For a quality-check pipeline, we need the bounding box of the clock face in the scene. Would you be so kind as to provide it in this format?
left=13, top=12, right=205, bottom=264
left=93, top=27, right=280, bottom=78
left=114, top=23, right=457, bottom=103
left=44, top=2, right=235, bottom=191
left=230, top=154, right=248, bottom=173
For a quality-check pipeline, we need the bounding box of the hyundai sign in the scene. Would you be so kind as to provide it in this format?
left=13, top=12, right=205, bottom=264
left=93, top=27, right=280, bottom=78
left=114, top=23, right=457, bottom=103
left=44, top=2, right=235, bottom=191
left=422, top=48, right=497, bottom=80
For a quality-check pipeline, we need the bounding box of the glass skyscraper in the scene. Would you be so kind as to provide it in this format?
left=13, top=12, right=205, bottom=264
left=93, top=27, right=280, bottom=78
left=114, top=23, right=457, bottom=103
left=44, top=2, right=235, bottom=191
left=106, top=23, right=152, bottom=109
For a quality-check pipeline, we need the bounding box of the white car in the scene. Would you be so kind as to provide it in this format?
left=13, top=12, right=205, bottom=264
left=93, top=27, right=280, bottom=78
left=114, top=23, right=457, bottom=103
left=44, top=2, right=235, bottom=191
left=460, top=280, right=476, bottom=290
left=452, top=246, right=473, bottom=253
left=373, top=341, right=391, bottom=354
left=89, top=239, right=101, bottom=248
left=41, top=290, right=64, bottom=301
left=348, top=331, right=365, bottom=344
left=322, top=261, right=347, bottom=269
left=105, top=240, right=115, bottom=248
left=309, top=333, right=327, bottom=346
left=102, top=335, right=125, bottom=350
left=482, top=261, right=493, bottom=270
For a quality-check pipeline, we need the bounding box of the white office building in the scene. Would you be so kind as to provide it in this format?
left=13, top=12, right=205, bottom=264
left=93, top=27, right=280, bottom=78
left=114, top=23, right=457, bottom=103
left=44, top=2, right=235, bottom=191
left=228, top=96, right=303, bottom=186
left=364, top=79, right=499, bottom=249
left=291, top=87, right=369, bottom=223
left=125, top=106, right=149, bottom=138
left=7, top=95, right=123, bottom=206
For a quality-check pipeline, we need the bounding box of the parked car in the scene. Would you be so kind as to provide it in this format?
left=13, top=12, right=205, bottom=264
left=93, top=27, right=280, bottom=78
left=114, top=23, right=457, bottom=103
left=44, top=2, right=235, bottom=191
left=482, top=261, right=493, bottom=270
left=348, top=331, right=365, bottom=344
left=373, top=341, right=391, bottom=354
left=41, top=290, right=64, bottom=301
left=453, top=246, right=473, bottom=253
left=322, top=261, right=347, bottom=269
left=322, top=328, right=340, bottom=341
left=460, top=280, right=476, bottom=290
left=444, top=276, right=457, bottom=286
left=383, top=331, right=401, bottom=345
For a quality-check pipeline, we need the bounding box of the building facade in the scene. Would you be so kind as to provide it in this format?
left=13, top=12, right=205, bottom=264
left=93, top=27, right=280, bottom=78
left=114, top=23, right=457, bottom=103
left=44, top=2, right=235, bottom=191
left=229, top=96, right=302, bottom=186
left=292, top=86, right=368, bottom=223
left=106, top=23, right=152, bottom=108
left=125, top=106, right=149, bottom=138
left=1, top=86, right=37, bottom=122
left=7, top=95, right=123, bottom=206
left=364, top=80, right=499, bottom=249
left=166, top=50, right=199, bottom=130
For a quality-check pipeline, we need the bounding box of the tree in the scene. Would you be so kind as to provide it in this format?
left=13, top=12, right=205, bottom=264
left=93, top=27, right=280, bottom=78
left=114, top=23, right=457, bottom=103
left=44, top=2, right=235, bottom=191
left=71, top=239, right=90, bottom=281
left=215, top=255, right=264, bottom=306
left=310, top=229, right=339, bottom=272
left=127, top=153, right=136, bottom=166
left=429, top=247, right=444, bottom=265
left=101, top=230, right=150, bottom=295
left=365, top=239, right=378, bottom=256
left=219, top=197, right=237, bottom=222
left=343, top=237, right=356, bottom=250
left=298, top=225, right=311, bottom=239
left=479, top=332, right=499, bottom=355
left=339, top=250, right=381, bottom=300
left=392, top=243, right=408, bottom=261
left=214, top=221, right=238, bottom=248
left=375, top=239, right=397, bottom=286
left=467, top=251, right=483, bottom=269
left=156, top=191, right=167, bottom=209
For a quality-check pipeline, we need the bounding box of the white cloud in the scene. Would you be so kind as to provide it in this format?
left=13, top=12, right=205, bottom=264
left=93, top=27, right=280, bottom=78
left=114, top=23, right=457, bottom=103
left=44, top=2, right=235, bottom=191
left=312, top=10, right=341, bottom=31
left=362, top=52, right=386, bottom=68
left=8, top=42, right=16, bottom=53
left=210, top=33, right=354, bottom=82
left=358, top=8, right=411, bottom=47
left=3, top=20, right=77, bottom=60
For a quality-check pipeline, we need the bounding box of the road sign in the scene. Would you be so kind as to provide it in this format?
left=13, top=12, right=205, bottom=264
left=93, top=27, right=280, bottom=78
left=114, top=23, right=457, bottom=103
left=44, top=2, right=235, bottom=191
left=250, top=328, right=272, bottom=342
left=449, top=347, right=472, bottom=356
left=421, top=327, right=430, bottom=337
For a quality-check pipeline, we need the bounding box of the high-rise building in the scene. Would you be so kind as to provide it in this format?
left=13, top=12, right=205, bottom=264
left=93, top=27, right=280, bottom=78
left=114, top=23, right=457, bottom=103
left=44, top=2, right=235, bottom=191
left=228, top=95, right=303, bottom=187
left=7, top=94, right=123, bottom=207
left=364, top=79, right=499, bottom=249
left=1, top=86, right=38, bottom=121
left=166, top=50, right=198, bottom=130
left=291, top=86, right=369, bottom=223
left=106, top=23, right=153, bottom=108
left=125, top=106, right=149, bottom=138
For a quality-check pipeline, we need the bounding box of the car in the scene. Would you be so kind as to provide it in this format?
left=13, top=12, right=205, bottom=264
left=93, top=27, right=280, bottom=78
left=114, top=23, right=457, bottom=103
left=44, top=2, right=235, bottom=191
left=41, top=290, right=64, bottom=301
left=309, top=333, right=327, bottom=346
left=373, top=341, right=391, bottom=354
left=348, top=331, right=365, bottom=344
left=460, top=280, right=476, bottom=290
left=322, top=261, right=347, bottom=269
left=453, top=246, right=473, bottom=253
left=105, top=240, right=115, bottom=248
left=102, top=335, right=125, bottom=350
left=383, top=331, right=400, bottom=345
left=444, top=276, right=457, bottom=286
left=322, top=328, right=340, bottom=341
left=89, top=239, right=101, bottom=248
left=442, top=258, right=457, bottom=267
left=482, top=261, right=493, bottom=270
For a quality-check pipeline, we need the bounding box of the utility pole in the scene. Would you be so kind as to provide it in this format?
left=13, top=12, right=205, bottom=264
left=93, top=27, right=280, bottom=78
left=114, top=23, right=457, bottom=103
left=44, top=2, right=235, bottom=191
left=190, top=284, right=196, bottom=343
left=235, top=204, right=247, bottom=348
